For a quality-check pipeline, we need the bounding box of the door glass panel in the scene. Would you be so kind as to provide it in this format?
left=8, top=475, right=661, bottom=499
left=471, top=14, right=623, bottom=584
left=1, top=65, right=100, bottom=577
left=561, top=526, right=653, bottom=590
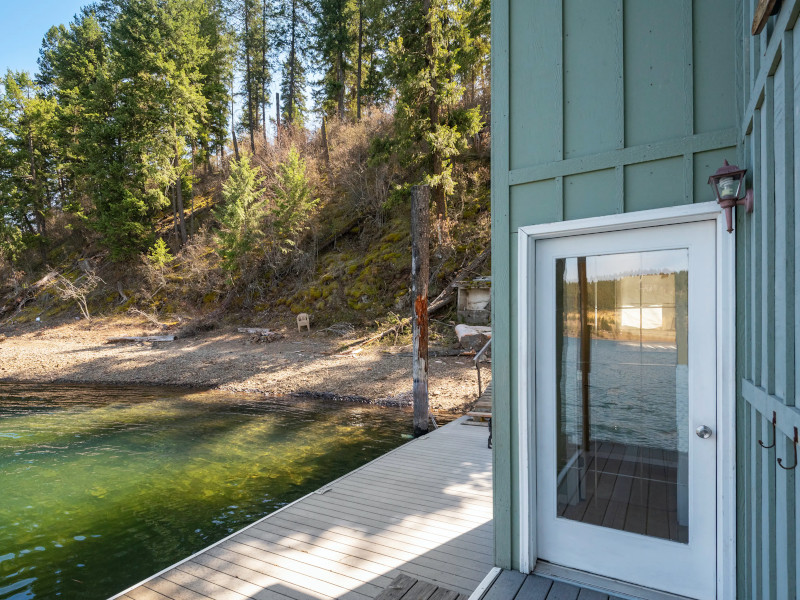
left=555, top=249, right=689, bottom=544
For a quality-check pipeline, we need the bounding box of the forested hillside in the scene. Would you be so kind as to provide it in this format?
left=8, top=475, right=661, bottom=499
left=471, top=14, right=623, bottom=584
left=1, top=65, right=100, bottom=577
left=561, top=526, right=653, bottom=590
left=0, top=0, right=490, bottom=330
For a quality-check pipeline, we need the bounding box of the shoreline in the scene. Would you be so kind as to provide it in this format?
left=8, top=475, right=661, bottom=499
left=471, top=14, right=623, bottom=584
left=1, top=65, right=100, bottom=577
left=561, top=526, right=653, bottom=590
left=0, top=317, right=486, bottom=413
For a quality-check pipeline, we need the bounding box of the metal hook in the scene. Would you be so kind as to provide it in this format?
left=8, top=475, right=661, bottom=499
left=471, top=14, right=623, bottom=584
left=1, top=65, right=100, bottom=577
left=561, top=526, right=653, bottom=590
left=777, top=427, right=798, bottom=471
left=759, top=411, right=777, bottom=449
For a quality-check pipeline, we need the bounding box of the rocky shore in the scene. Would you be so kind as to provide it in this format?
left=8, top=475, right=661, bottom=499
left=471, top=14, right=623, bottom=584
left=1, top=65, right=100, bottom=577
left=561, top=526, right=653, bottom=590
left=0, top=317, right=486, bottom=413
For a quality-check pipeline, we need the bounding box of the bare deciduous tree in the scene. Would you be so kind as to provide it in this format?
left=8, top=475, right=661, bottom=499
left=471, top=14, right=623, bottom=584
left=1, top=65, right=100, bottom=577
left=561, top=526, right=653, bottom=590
left=51, top=271, right=103, bottom=320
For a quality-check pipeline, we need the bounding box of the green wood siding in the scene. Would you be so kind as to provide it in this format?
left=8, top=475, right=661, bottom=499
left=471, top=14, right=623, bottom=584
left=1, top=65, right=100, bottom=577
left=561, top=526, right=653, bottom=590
left=737, top=2, right=800, bottom=597
left=492, top=0, right=738, bottom=570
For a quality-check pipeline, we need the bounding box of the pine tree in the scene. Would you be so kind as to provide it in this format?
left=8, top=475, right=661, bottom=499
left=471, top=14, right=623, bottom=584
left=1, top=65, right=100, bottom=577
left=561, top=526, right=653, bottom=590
left=215, top=153, right=266, bottom=274
left=0, top=71, right=58, bottom=250
left=99, top=0, right=209, bottom=255
left=356, top=0, right=393, bottom=113
left=37, top=8, right=111, bottom=215
left=275, top=0, right=313, bottom=127
left=279, top=53, right=308, bottom=128
left=382, top=0, right=483, bottom=218
left=314, top=0, right=355, bottom=120
left=271, top=146, right=319, bottom=251
left=198, top=0, right=236, bottom=172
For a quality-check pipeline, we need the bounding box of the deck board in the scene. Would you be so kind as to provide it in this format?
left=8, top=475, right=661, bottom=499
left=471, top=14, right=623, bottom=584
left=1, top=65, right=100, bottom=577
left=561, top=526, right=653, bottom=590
left=125, top=589, right=174, bottom=600
left=254, top=516, right=491, bottom=573
left=111, top=417, right=493, bottom=600
left=478, top=571, right=639, bottom=600
left=557, top=442, right=687, bottom=543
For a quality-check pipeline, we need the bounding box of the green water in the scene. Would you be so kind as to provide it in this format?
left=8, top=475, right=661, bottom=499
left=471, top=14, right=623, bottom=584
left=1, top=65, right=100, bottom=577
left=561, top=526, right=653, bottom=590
left=0, top=383, right=415, bottom=600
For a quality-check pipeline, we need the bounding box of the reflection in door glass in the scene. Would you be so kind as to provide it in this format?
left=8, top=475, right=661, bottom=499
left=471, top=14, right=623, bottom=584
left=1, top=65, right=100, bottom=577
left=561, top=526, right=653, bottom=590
left=555, top=249, right=689, bottom=543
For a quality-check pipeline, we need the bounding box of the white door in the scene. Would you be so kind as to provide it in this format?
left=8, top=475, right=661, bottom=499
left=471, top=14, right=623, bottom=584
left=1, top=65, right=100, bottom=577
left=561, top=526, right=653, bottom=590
left=535, top=221, right=717, bottom=599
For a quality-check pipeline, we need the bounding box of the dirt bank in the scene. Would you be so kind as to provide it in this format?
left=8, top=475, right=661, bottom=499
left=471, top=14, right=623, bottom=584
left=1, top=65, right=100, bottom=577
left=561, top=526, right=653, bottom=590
left=0, top=317, right=489, bottom=413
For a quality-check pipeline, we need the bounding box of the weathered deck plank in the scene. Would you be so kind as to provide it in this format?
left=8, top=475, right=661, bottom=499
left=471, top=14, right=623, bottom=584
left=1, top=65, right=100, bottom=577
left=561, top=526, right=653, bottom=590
left=477, top=571, right=632, bottom=600
left=111, top=417, right=493, bottom=600
left=374, top=574, right=469, bottom=600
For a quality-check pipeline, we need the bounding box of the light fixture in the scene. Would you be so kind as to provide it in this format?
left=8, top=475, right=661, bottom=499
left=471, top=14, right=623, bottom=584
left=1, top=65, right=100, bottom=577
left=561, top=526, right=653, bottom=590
left=708, top=160, right=754, bottom=233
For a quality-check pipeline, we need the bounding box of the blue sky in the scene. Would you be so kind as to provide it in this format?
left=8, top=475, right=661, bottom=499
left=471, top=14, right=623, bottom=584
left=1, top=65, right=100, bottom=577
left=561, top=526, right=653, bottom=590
left=0, top=1, right=89, bottom=76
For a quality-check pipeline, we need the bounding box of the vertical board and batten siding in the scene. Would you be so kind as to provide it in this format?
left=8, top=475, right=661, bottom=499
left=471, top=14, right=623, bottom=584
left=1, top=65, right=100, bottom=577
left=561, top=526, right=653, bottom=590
left=738, top=1, right=800, bottom=598
left=492, top=0, right=738, bottom=570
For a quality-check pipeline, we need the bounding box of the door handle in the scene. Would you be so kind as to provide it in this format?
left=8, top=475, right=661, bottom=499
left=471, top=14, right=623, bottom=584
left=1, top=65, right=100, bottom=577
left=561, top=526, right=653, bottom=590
left=696, top=425, right=713, bottom=439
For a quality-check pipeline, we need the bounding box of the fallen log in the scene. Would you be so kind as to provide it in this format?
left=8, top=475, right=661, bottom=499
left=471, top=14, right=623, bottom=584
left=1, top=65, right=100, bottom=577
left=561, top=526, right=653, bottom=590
left=252, top=332, right=284, bottom=343
left=106, top=335, right=176, bottom=343
left=237, top=327, right=273, bottom=334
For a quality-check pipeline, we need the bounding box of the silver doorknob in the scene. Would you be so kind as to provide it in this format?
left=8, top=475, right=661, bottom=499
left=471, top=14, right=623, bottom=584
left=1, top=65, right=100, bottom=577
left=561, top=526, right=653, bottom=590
left=696, top=425, right=713, bottom=439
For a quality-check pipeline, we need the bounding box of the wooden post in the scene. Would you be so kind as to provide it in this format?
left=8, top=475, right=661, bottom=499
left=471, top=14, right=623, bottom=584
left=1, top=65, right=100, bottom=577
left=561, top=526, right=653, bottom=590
left=411, top=185, right=431, bottom=438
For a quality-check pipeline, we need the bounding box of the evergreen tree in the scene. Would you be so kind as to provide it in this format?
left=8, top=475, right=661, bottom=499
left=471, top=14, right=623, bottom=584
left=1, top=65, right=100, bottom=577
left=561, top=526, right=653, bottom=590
left=314, top=0, right=355, bottom=119
left=0, top=71, right=58, bottom=250
left=215, top=154, right=266, bottom=274
left=458, top=0, right=490, bottom=107
left=355, top=0, right=393, bottom=112
left=279, top=53, right=308, bottom=128
left=101, top=0, right=208, bottom=255
left=271, top=146, right=318, bottom=251
left=238, top=0, right=263, bottom=151
left=198, top=0, right=236, bottom=171
left=275, top=0, right=313, bottom=127
left=37, top=8, right=111, bottom=215
left=260, top=0, right=273, bottom=138
left=381, top=0, right=483, bottom=218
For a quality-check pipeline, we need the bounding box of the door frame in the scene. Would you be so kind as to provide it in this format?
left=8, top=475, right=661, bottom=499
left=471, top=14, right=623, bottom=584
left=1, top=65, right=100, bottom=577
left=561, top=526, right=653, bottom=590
left=516, top=202, right=736, bottom=599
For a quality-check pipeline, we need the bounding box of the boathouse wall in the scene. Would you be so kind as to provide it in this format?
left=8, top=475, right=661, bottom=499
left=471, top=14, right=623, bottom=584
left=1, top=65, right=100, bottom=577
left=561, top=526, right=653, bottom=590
left=736, top=1, right=800, bottom=597
left=490, top=0, right=739, bottom=572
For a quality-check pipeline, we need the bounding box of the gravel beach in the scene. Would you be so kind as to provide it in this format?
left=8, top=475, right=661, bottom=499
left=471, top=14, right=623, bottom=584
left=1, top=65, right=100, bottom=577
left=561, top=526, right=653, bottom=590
left=0, top=317, right=487, bottom=413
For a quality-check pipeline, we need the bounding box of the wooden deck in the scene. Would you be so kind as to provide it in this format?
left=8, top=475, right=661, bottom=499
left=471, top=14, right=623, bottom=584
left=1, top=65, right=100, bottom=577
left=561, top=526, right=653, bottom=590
left=557, top=441, right=687, bottom=544
left=111, top=417, right=493, bottom=600
left=375, top=574, right=468, bottom=600
left=477, top=570, right=625, bottom=600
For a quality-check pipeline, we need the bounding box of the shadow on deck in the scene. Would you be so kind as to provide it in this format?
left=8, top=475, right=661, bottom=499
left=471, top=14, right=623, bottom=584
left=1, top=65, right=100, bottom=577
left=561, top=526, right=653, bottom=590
left=111, top=417, right=493, bottom=600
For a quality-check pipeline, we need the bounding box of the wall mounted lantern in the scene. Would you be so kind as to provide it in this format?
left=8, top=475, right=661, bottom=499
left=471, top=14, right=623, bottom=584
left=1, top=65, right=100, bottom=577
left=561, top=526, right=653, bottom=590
left=708, top=160, right=754, bottom=233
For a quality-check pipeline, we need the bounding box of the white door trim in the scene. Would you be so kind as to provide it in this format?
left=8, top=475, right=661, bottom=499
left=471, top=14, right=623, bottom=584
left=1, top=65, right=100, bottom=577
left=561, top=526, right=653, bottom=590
left=516, top=201, right=736, bottom=599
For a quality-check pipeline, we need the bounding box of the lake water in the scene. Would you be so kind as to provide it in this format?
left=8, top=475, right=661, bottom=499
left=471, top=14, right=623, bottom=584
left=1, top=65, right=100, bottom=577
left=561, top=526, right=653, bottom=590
left=0, top=383, right=416, bottom=600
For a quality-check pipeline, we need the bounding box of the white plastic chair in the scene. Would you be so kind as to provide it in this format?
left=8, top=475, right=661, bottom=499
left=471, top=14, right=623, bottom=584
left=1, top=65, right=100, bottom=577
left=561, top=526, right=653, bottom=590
left=297, top=313, right=311, bottom=332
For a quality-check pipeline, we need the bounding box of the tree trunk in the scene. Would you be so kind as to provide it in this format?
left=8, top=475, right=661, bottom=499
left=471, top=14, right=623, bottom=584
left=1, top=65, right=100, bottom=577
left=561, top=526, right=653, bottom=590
left=27, top=128, right=45, bottom=235
left=174, top=128, right=187, bottom=245
left=170, top=184, right=180, bottom=244
left=356, top=1, right=363, bottom=121
left=21, top=213, right=37, bottom=236
left=411, top=185, right=430, bottom=438
left=262, top=0, right=268, bottom=142
left=191, top=142, right=197, bottom=235
left=231, top=81, right=240, bottom=161
left=288, top=0, right=297, bottom=125
left=176, top=173, right=187, bottom=245
left=244, top=0, right=256, bottom=153
left=276, top=92, right=281, bottom=141
left=321, top=117, right=331, bottom=171
left=337, top=51, right=345, bottom=119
